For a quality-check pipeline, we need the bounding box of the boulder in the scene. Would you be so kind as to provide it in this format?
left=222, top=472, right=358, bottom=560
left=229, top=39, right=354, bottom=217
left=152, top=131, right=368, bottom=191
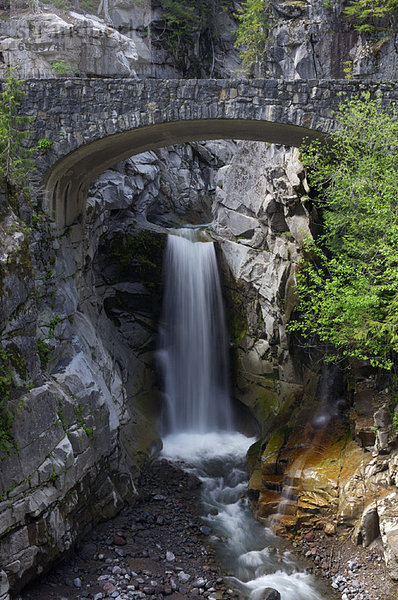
left=0, top=571, right=9, bottom=597
left=254, top=588, right=281, bottom=600
left=1, top=11, right=141, bottom=79
left=378, top=492, right=398, bottom=579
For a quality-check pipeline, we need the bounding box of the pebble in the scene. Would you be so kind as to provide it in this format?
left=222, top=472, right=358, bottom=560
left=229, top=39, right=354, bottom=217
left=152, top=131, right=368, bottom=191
left=200, top=526, right=211, bottom=535
left=103, top=582, right=117, bottom=594
left=16, top=461, right=251, bottom=600
left=166, top=550, right=175, bottom=561
left=113, top=534, right=127, bottom=546
left=298, top=530, right=393, bottom=600
left=178, top=571, right=191, bottom=583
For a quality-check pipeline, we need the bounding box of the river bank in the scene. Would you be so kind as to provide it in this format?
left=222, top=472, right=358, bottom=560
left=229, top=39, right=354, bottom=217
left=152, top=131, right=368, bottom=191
left=15, top=459, right=235, bottom=600
left=14, top=449, right=396, bottom=600
left=294, top=524, right=397, bottom=600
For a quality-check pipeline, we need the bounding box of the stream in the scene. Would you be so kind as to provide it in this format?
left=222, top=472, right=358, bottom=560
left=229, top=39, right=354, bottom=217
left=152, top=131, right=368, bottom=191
left=161, top=431, right=334, bottom=600
left=159, top=228, right=335, bottom=600
left=15, top=228, right=336, bottom=600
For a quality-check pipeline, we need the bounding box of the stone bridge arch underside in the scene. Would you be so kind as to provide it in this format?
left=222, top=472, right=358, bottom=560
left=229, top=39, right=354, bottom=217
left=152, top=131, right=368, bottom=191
left=21, top=78, right=397, bottom=229
left=45, top=117, right=324, bottom=229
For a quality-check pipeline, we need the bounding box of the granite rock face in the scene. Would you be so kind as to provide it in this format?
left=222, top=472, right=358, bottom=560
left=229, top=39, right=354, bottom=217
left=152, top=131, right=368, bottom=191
left=2, top=0, right=239, bottom=79
left=4, top=0, right=398, bottom=80
left=0, top=198, right=161, bottom=595
left=1, top=9, right=141, bottom=78
left=255, top=1, right=398, bottom=81
left=212, top=142, right=310, bottom=432
left=3, top=0, right=398, bottom=593
left=0, top=140, right=234, bottom=596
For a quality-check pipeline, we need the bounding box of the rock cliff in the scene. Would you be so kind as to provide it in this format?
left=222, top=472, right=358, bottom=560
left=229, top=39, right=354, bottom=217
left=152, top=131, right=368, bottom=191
left=212, top=142, right=398, bottom=585
left=0, top=137, right=237, bottom=596
left=1, top=1, right=398, bottom=597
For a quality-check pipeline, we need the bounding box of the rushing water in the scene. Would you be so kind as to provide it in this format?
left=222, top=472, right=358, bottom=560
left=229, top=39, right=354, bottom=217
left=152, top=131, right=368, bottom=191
left=162, top=432, right=332, bottom=600
left=159, top=229, right=332, bottom=600
left=159, top=228, right=233, bottom=433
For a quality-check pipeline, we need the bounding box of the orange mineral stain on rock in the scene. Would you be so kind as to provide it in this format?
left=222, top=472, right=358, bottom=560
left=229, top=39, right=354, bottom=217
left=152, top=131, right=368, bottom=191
left=257, top=420, right=358, bottom=533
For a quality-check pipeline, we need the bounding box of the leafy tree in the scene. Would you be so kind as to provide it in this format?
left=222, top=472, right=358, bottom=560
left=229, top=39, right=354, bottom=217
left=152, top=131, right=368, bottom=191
left=344, top=0, right=398, bottom=31
left=234, top=0, right=271, bottom=70
left=288, top=93, right=398, bottom=370
left=153, top=0, right=223, bottom=76
left=0, top=74, right=34, bottom=190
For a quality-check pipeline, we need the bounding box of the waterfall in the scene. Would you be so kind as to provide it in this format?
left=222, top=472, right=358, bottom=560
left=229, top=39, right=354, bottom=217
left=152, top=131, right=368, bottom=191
left=158, top=228, right=330, bottom=600
left=159, top=227, right=233, bottom=433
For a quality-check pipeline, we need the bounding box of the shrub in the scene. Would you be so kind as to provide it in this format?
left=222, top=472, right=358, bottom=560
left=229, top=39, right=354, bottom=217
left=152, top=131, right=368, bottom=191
left=288, top=93, right=398, bottom=370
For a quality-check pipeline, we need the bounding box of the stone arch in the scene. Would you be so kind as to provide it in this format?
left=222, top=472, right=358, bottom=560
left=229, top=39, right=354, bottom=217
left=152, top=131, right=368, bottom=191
left=43, top=118, right=326, bottom=229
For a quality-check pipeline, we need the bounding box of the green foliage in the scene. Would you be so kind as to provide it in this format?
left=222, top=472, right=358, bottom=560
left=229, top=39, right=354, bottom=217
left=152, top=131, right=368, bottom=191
left=46, top=315, right=61, bottom=339
left=37, top=137, right=52, bottom=152
left=46, top=0, right=69, bottom=8
left=0, top=73, right=34, bottom=190
left=74, top=403, right=94, bottom=436
left=82, top=424, right=94, bottom=436
left=288, top=93, right=398, bottom=370
left=388, top=399, right=398, bottom=435
left=344, top=0, right=398, bottom=31
left=37, top=315, right=62, bottom=370
left=321, top=0, right=336, bottom=10
left=342, top=60, right=353, bottom=78
left=50, top=60, right=72, bottom=76
left=0, top=348, right=31, bottom=455
left=393, top=408, right=398, bottom=434
left=35, top=0, right=100, bottom=13
left=37, top=338, right=51, bottom=369
left=80, top=0, right=100, bottom=12
left=50, top=464, right=58, bottom=484
left=234, top=0, right=271, bottom=69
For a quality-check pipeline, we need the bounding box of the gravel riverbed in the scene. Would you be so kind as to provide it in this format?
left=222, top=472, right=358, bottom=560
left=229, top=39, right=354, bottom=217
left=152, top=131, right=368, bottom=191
left=13, top=458, right=398, bottom=600
left=15, top=460, right=238, bottom=600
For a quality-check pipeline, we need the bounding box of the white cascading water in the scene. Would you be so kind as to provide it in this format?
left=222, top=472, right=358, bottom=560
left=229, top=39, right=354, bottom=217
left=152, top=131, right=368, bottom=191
left=159, top=228, right=233, bottom=433
left=159, top=228, right=331, bottom=600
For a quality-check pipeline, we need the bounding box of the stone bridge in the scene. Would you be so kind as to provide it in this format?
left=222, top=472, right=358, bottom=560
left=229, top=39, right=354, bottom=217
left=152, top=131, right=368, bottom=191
left=20, top=77, right=398, bottom=228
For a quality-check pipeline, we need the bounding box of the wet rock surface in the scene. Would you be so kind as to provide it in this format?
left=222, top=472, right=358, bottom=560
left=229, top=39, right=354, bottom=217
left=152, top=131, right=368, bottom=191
left=14, top=460, right=238, bottom=600
left=14, top=452, right=393, bottom=600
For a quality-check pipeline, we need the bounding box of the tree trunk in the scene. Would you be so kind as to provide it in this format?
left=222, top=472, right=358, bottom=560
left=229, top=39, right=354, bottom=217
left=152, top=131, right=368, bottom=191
left=98, top=0, right=111, bottom=23
left=30, top=0, right=42, bottom=13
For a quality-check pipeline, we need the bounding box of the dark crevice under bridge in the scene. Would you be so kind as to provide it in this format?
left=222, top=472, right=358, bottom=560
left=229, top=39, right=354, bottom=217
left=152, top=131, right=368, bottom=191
left=19, top=77, right=398, bottom=229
